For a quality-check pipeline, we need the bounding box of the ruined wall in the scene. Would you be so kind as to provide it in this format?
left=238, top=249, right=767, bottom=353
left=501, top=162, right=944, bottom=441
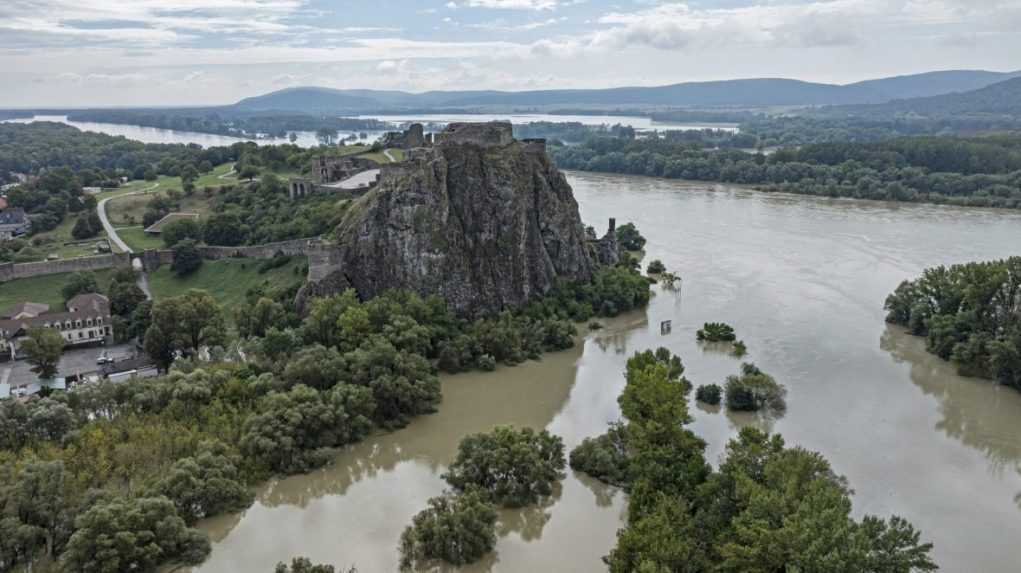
left=434, top=121, right=514, bottom=148
left=0, top=253, right=132, bottom=283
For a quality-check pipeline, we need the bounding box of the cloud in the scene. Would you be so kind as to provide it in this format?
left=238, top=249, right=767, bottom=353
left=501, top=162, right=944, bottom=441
left=461, top=0, right=561, bottom=10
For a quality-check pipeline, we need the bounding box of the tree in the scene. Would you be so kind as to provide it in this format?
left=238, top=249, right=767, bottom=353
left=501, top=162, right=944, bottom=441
left=71, top=213, right=100, bottom=239
left=276, top=557, right=354, bottom=573
left=724, top=362, right=787, bottom=413
left=61, top=271, right=98, bottom=301
left=240, top=384, right=375, bottom=473
left=161, top=218, right=202, bottom=247
left=108, top=279, right=146, bottom=317
left=697, top=322, right=737, bottom=342
left=144, top=290, right=226, bottom=368
left=237, top=297, right=286, bottom=338
left=399, top=489, right=497, bottom=570
left=443, top=426, right=565, bottom=507
left=615, top=222, right=646, bottom=252
left=150, top=445, right=253, bottom=524
left=239, top=164, right=259, bottom=181
left=61, top=496, right=210, bottom=572
left=569, top=422, right=630, bottom=487
left=22, top=328, right=64, bottom=379
left=646, top=259, right=666, bottom=274
left=695, top=384, right=722, bottom=405
left=202, top=212, right=246, bottom=246
left=171, top=239, right=203, bottom=276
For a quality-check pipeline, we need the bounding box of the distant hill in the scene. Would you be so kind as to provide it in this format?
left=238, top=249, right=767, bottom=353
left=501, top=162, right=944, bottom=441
left=846, top=69, right=1021, bottom=101
left=825, top=76, right=1021, bottom=120
left=232, top=69, right=1020, bottom=113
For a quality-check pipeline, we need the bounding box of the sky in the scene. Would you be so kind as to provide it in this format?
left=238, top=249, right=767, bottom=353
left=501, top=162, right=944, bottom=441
left=1, top=0, right=1019, bottom=107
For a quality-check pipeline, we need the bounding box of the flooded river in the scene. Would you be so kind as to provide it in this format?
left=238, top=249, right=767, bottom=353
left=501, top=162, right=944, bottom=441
left=192, top=173, right=1021, bottom=572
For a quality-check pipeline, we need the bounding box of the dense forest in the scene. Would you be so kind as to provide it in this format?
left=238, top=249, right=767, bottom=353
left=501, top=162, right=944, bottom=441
left=570, top=348, right=937, bottom=572
left=551, top=133, right=1021, bottom=208
left=885, top=257, right=1021, bottom=391
left=0, top=255, right=651, bottom=571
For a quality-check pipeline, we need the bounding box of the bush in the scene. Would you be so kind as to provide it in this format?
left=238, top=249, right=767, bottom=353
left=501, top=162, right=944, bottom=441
left=724, top=363, right=786, bottom=413
left=697, top=322, right=737, bottom=342
left=162, top=218, right=202, bottom=248
left=444, top=426, right=566, bottom=507
left=616, top=222, right=646, bottom=251
left=171, top=239, right=203, bottom=276
left=695, top=384, right=722, bottom=405
left=398, top=489, right=497, bottom=569
left=646, top=259, right=666, bottom=274
left=731, top=340, right=748, bottom=357
left=569, top=422, right=630, bottom=487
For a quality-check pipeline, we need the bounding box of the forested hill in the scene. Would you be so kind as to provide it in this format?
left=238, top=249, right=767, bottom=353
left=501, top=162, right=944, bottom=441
left=233, top=69, right=1018, bottom=112
left=823, top=76, right=1021, bottom=121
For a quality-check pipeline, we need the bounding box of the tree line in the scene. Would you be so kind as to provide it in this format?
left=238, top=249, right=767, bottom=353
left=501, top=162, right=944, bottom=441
left=885, top=257, right=1021, bottom=392
left=569, top=347, right=938, bottom=572
left=551, top=133, right=1021, bottom=209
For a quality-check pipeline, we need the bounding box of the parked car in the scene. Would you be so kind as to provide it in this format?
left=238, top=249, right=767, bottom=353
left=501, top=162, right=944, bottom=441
left=96, top=352, right=111, bottom=365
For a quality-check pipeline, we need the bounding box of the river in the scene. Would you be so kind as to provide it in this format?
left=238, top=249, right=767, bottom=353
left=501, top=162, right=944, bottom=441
left=189, top=172, right=1021, bottom=572
left=4, top=113, right=735, bottom=149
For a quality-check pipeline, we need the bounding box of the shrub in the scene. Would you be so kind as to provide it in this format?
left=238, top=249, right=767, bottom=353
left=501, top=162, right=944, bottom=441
left=724, top=363, right=786, bottom=413
left=731, top=340, right=748, bottom=357
left=171, top=239, right=203, bottom=276
left=444, top=426, right=566, bottom=507
left=398, top=489, right=497, bottom=569
left=569, top=422, right=630, bottom=487
left=697, top=322, right=737, bottom=342
left=647, top=259, right=666, bottom=274
left=695, top=384, right=722, bottom=405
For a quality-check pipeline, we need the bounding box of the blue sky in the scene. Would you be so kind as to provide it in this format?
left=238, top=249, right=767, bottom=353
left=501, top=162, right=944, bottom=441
left=1, top=0, right=1019, bottom=107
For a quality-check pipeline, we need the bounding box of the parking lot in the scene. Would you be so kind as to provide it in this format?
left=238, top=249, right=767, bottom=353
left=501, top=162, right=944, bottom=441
left=1, top=342, right=138, bottom=387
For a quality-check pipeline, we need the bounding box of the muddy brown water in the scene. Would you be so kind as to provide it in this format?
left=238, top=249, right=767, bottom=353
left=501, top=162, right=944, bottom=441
left=190, top=172, right=1021, bottom=572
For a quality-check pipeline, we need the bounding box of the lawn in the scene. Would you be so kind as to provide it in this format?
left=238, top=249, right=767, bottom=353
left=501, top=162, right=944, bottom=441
left=0, top=269, right=117, bottom=312
left=25, top=214, right=109, bottom=260
left=116, top=227, right=164, bottom=251
left=148, top=257, right=306, bottom=312
left=105, top=190, right=214, bottom=227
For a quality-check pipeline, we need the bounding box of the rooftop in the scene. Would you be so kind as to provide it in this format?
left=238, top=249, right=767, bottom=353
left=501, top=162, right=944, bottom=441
left=143, top=212, right=200, bottom=234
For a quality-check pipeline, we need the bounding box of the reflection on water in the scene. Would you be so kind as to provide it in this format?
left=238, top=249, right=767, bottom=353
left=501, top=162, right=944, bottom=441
left=192, top=173, right=1021, bottom=572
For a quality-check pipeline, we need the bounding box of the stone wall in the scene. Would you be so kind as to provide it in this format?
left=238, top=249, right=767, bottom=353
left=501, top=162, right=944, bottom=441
left=435, top=122, right=514, bottom=148
left=0, top=253, right=132, bottom=283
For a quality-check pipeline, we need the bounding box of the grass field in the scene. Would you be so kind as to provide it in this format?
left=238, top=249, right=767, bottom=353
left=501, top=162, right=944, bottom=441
left=0, top=269, right=117, bottom=311
left=116, top=227, right=164, bottom=251
left=26, top=214, right=108, bottom=260
left=148, top=257, right=306, bottom=311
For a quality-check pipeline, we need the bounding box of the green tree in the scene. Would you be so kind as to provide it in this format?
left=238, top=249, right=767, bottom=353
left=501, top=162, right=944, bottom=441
left=144, top=290, right=226, bottom=367
left=108, top=279, right=147, bottom=317
left=61, top=271, right=99, bottom=301
left=202, top=212, right=247, bottom=246
left=399, top=489, right=497, bottom=569
left=615, top=222, right=647, bottom=251
left=236, top=296, right=285, bottom=338
left=150, top=445, right=253, bottom=524
left=22, top=328, right=64, bottom=379
left=443, top=426, right=565, bottom=507
left=71, top=213, right=99, bottom=239
left=724, top=363, right=787, bottom=413
left=61, top=496, right=210, bottom=572
left=162, top=218, right=202, bottom=247
left=646, top=259, right=666, bottom=274
left=171, top=239, right=203, bottom=276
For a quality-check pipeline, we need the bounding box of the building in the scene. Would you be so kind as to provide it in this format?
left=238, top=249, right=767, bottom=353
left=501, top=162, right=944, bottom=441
left=0, top=207, right=31, bottom=240
left=0, top=293, right=114, bottom=360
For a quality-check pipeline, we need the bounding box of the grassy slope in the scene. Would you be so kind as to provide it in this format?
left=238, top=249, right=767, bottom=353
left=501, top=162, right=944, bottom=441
left=0, top=269, right=116, bottom=311
left=147, top=257, right=305, bottom=311
left=116, top=227, right=164, bottom=251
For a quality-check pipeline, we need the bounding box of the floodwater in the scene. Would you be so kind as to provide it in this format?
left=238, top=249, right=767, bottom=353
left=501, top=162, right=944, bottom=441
left=191, top=172, right=1021, bottom=572
left=2, top=115, right=337, bottom=148
left=355, top=112, right=739, bottom=133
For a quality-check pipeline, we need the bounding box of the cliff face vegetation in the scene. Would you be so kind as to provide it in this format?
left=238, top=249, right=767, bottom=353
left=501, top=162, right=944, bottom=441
left=303, top=123, right=614, bottom=317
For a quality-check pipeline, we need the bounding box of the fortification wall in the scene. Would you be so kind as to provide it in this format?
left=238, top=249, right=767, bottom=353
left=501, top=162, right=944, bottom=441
left=435, top=121, right=514, bottom=148
left=0, top=253, right=131, bottom=283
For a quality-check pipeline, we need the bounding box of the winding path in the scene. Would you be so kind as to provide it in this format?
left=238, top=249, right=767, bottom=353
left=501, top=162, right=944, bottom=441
left=383, top=149, right=397, bottom=163
left=97, top=183, right=159, bottom=254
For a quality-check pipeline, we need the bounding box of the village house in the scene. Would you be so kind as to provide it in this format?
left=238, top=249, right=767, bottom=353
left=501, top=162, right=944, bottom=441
left=0, top=207, right=31, bottom=240
left=0, top=293, right=114, bottom=361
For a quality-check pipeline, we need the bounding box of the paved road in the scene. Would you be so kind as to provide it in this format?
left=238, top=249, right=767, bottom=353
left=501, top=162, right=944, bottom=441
left=383, top=149, right=397, bottom=163
left=97, top=183, right=159, bottom=254
left=2, top=342, right=137, bottom=387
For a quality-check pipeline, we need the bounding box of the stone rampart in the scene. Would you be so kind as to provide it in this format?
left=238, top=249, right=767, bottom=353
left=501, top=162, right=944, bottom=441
left=0, top=253, right=131, bottom=283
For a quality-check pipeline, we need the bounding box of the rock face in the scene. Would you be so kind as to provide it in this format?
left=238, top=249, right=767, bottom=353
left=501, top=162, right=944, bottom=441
left=299, top=122, right=615, bottom=317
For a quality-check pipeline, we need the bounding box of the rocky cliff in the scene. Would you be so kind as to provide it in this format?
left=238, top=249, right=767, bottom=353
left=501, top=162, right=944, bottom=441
left=299, top=122, right=616, bottom=317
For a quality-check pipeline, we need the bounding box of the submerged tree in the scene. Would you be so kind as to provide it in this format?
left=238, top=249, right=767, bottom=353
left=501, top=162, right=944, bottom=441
left=398, top=489, right=497, bottom=570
